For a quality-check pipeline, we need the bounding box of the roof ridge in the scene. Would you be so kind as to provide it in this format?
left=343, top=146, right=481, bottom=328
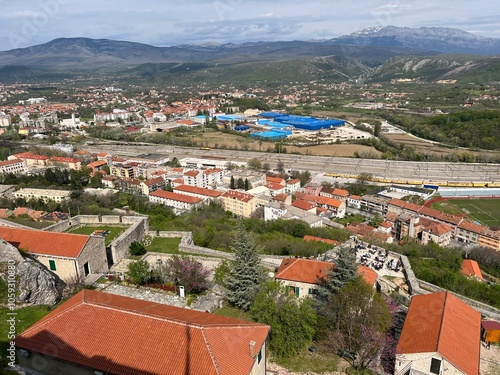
left=436, top=291, right=447, bottom=353
left=201, top=327, right=222, bottom=375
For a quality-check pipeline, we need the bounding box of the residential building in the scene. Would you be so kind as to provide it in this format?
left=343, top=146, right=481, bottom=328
left=275, top=258, right=378, bottom=298
left=110, top=163, right=135, bottom=179
left=0, top=159, right=25, bottom=175
left=9, top=152, right=49, bottom=167
left=49, top=156, right=81, bottom=170
left=264, top=201, right=287, bottom=221
left=173, top=184, right=223, bottom=201
left=0, top=227, right=107, bottom=283
left=13, top=188, right=71, bottom=203
left=140, top=176, right=166, bottom=196
left=346, top=222, right=393, bottom=244
left=265, top=182, right=286, bottom=197
left=266, top=176, right=285, bottom=186
left=360, top=195, right=390, bottom=214
left=455, top=220, right=500, bottom=251
left=395, top=291, right=481, bottom=375
left=292, top=198, right=316, bottom=214
left=347, top=195, right=361, bottom=209
left=183, top=168, right=224, bottom=188
left=149, top=189, right=202, bottom=213
left=285, top=178, right=301, bottom=194
left=220, top=190, right=257, bottom=218
left=119, top=177, right=142, bottom=195
left=16, top=289, right=270, bottom=375
left=87, top=160, right=108, bottom=174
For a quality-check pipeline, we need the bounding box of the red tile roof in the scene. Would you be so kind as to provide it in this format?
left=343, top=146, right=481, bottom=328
left=276, top=258, right=332, bottom=284
left=185, top=170, right=200, bottom=177
left=150, top=190, right=202, bottom=204
left=0, top=227, right=90, bottom=258
left=332, top=188, right=349, bottom=197
left=389, top=198, right=406, bottom=207
left=16, top=289, right=270, bottom=375
left=292, top=198, right=316, bottom=211
left=481, top=321, right=500, bottom=331
left=461, top=259, right=484, bottom=280
left=357, top=265, right=378, bottom=286
left=12, top=152, right=49, bottom=160
left=266, top=176, right=285, bottom=185
left=221, top=190, right=255, bottom=203
left=287, top=178, right=300, bottom=185
left=303, top=235, right=339, bottom=246
left=174, top=184, right=222, bottom=197
left=397, top=292, right=481, bottom=375
left=50, top=156, right=79, bottom=163
left=276, top=258, right=378, bottom=286
left=0, top=159, right=23, bottom=167
left=265, top=182, right=285, bottom=191
left=143, top=176, right=165, bottom=186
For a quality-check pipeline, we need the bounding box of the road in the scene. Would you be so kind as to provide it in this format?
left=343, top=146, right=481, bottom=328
left=85, top=142, right=500, bottom=183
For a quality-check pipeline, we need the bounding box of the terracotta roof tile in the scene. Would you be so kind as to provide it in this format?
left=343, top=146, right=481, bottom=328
left=150, top=190, right=202, bottom=204
left=174, top=184, right=222, bottom=197
left=461, top=260, right=484, bottom=280
left=0, top=227, right=89, bottom=258
left=16, top=290, right=269, bottom=375
left=292, top=198, right=316, bottom=211
left=397, top=292, right=481, bottom=375
left=221, top=190, right=255, bottom=203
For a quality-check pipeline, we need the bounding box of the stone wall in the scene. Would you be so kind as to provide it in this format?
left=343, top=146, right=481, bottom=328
left=0, top=217, right=32, bottom=229
left=110, top=217, right=149, bottom=264
left=78, top=235, right=108, bottom=278
left=77, top=215, right=101, bottom=224
left=100, top=215, right=122, bottom=224
left=392, top=251, right=422, bottom=295
left=43, top=220, right=72, bottom=232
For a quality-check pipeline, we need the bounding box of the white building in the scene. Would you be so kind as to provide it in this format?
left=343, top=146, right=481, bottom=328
left=149, top=189, right=202, bottom=214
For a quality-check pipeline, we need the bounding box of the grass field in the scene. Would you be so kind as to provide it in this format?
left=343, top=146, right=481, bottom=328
left=67, top=226, right=127, bottom=245
left=145, top=237, right=181, bottom=254
left=433, top=198, right=500, bottom=228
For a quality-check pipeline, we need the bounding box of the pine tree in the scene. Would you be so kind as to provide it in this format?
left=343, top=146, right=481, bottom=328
left=225, top=221, right=265, bottom=310
left=317, top=246, right=358, bottom=304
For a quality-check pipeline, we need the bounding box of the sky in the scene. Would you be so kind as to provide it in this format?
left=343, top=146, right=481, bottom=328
left=1, top=0, right=499, bottom=51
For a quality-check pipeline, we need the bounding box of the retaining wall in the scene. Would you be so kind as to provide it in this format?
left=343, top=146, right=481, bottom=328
left=110, top=217, right=149, bottom=264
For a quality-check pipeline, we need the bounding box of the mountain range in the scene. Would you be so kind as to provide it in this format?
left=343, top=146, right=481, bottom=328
left=0, top=26, right=499, bottom=85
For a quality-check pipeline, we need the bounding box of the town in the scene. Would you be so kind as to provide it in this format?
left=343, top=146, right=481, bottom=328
left=0, top=96, right=499, bottom=375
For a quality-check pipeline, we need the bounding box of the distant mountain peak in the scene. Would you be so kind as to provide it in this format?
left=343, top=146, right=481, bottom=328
left=350, top=26, right=386, bottom=35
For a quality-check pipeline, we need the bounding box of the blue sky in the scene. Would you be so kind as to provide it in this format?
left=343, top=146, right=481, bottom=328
left=1, top=0, right=499, bottom=51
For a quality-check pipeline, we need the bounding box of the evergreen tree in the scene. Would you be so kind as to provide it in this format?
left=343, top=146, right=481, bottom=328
left=317, top=246, right=357, bottom=303
left=225, top=221, right=265, bottom=310
left=237, top=177, right=245, bottom=190
left=230, top=176, right=235, bottom=189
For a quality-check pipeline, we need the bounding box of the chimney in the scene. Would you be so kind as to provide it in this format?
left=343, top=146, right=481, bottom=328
left=249, top=340, right=256, bottom=358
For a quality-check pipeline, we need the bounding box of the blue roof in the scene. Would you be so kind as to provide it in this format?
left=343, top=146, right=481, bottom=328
left=250, top=130, right=292, bottom=140
left=216, top=115, right=244, bottom=121
left=258, top=112, right=345, bottom=130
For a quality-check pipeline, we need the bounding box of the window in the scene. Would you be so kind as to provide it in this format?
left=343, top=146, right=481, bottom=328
left=49, top=260, right=56, bottom=271
left=430, top=358, right=441, bottom=374
left=257, top=348, right=262, bottom=364
left=308, top=288, right=317, bottom=295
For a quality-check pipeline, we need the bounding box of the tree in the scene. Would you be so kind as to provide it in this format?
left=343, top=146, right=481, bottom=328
left=247, top=157, right=262, bottom=170
left=319, top=278, right=392, bottom=371
left=251, top=280, right=317, bottom=359
left=244, top=178, right=251, bottom=191
left=129, top=241, right=147, bottom=256
left=156, top=255, right=210, bottom=293
left=230, top=175, right=236, bottom=189
left=357, top=172, right=373, bottom=184
left=373, top=120, right=382, bottom=137
left=262, top=162, right=270, bottom=171
left=127, top=260, right=151, bottom=286
left=276, top=160, right=285, bottom=173
left=316, top=246, right=357, bottom=303
left=237, top=177, right=245, bottom=190
left=225, top=221, right=266, bottom=310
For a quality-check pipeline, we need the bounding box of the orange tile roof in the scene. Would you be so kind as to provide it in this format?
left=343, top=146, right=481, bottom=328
left=461, top=260, right=484, bottom=280
left=397, top=292, right=481, bottom=375
left=349, top=195, right=361, bottom=200
left=276, top=258, right=332, bottom=284
left=12, top=152, right=49, bottom=160
left=458, top=220, right=484, bottom=234
left=150, top=190, right=202, bottom=204
left=266, top=176, right=284, bottom=185
left=174, top=184, right=222, bottom=197
left=16, top=290, right=270, bottom=375
left=0, top=227, right=90, bottom=258
left=87, top=160, right=107, bottom=168
left=292, top=198, right=316, bottom=211
left=272, top=193, right=289, bottom=202
left=185, top=170, right=200, bottom=177
left=303, top=235, right=339, bottom=246
left=357, top=265, right=378, bottom=286
left=221, top=190, right=255, bottom=203
left=0, top=159, right=23, bottom=167
left=143, top=176, right=165, bottom=186
left=276, top=258, right=377, bottom=286
left=332, top=188, right=349, bottom=197
left=389, top=198, right=406, bottom=207
left=265, top=182, right=285, bottom=191
left=287, top=178, right=300, bottom=185
left=50, top=156, right=79, bottom=163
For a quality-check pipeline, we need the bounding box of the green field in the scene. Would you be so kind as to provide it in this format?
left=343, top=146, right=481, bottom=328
left=435, top=198, right=500, bottom=228
left=145, top=237, right=181, bottom=254
left=67, top=226, right=127, bottom=245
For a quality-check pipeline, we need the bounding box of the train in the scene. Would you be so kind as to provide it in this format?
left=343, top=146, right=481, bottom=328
left=324, top=173, right=500, bottom=188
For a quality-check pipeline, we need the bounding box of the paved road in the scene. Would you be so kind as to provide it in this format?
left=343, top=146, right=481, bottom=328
left=85, top=142, right=500, bottom=183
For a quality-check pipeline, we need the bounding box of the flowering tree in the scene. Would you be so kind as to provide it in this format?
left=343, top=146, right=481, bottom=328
left=157, top=255, right=210, bottom=294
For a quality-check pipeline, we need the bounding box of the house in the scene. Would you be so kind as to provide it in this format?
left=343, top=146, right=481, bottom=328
left=292, top=198, right=316, bottom=214
left=220, top=190, right=257, bottom=218
left=263, top=201, right=287, bottom=221
left=346, top=222, right=393, bottom=244
left=461, top=259, right=484, bottom=281
left=481, top=321, right=500, bottom=344
left=0, top=227, right=107, bottom=283
left=285, top=178, right=301, bottom=194
left=87, top=160, right=108, bottom=174
left=266, top=176, right=285, bottom=186
left=173, top=184, right=223, bottom=201
left=149, top=190, right=202, bottom=214
left=140, top=176, right=166, bottom=196
left=347, top=195, right=361, bottom=209
left=110, top=163, right=135, bottom=179
left=9, top=152, right=49, bottom=167
left=395, top=291, right=481, bottom=375
left=16, top=289, right=270, bottom=375
left=0, top=159, right=26, bottom=175
left=49, top=156, right=81, bottom=170
left=13, top=188, right=72, bottom=203
left=275, top=258, right=378, bottom=298
left=265, top=182, right=286, bottom=197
